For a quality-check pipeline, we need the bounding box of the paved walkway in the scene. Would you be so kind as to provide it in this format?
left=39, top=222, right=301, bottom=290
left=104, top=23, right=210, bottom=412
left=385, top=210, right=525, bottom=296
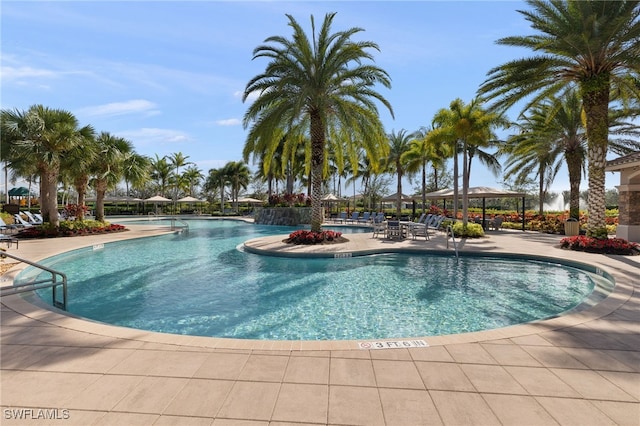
left=1, top=221, right=638, bottom=425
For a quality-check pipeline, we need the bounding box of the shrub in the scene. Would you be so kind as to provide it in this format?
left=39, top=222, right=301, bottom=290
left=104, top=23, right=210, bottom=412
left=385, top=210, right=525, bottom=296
left=451, top=222, right=484, bottom=238
left=560, top=235, right=639, bottom=255
left=285, top=229, right=343, bottom=245
left=16, top=221, right=127, bottom=239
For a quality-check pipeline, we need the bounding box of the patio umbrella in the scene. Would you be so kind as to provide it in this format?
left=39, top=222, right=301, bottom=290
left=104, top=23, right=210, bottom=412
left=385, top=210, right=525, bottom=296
left=144, top=195, right=172, bottom=215
left=236, top=197, right=264, bottom=204
left=177, top=196, right=203, bottom=203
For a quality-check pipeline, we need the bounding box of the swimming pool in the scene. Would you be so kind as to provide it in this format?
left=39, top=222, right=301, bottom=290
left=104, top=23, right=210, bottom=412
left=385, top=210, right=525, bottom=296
left=19, top=219, right=609, bottom=340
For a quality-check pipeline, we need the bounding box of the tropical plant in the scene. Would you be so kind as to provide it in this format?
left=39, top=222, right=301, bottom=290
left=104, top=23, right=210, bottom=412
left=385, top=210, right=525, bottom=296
left=243, top=12, right=393, bottom=232
left=149, top=154, right=172, bottom=197
left=385, top=129, right=417, bottom=217
left=224, top=161, right=251, bottom=212
left=430, top=98, right=508, bottom=225
left=91, top=132, right=134, bottom=222
left=478, top=0, right=640, bottom=238
left=60, top=129, right=98, bottom=220
left=1, top=105, right=93, bottom=227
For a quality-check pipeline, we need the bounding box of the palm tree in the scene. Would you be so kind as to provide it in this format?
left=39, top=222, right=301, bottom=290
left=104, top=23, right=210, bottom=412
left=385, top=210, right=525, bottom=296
left=431, top=98, right=507, bottom=225
left=243, top=13, right=393, bottom=232
left=122, top=153, right=151, bottom=198
left=91, top=132, right=133, bottom=222
left=205, top=167, right=230, bottom=212
left=182, top=165, right=204, bottom=196
left=150, top=154, right=172, bottom=197
left=1, top=105, right=92, bottom=226
left=224, top=161, right=251, bottom=212
left=478, top=0, right=640, bottom=237
left=503, top=106, right=567, bottom=216
left=61, top=128, right=98, bottom=220
left=385, top=129, right=416, bottom=218
left=168, top=152, right=191, bottom=201
left=403, top=127, right=452, bottom=214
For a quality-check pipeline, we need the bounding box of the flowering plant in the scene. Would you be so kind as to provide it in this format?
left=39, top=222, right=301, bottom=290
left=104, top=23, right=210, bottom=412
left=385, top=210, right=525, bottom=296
left=285, top=229, right=343, bottom=245
left=560, top=235, right=639, bottom=255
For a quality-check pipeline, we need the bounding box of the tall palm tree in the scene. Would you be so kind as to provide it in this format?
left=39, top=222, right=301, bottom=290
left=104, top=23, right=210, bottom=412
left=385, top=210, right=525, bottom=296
left=168, top=152, right=191, bottom=201
left=182, top=165, right=204, bottom=196
left=243, top=12, right=393, bottom=232
left=431, top=98, right=507, bottom=225
left=91, top=132, right=133, bottom=222
left=150, top=154, right=172, bottom=197
left=403, top=126, right=452, bottom=214
left=385, top=129, right=416, bottom=218
left=1, top=105, right=92, bottom=226
left=478, top=0, right=640, bottom=237
left=224, top=161, right=251, bottom=212
left=503, top=106, right=567, bottom=216
left=61, top=128, right=98, bottom=220
left=205, top=167, right=230, bottom=212
left=122, top=153, right=151, bottom=198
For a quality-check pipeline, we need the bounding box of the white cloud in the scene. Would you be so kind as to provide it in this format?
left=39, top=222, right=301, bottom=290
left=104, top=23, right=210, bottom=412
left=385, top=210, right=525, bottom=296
left=77, top=99, right=160, bottom=118
left=117, top=127, right=190, bottom=147
left=1, top=65, right=57, bottom=80
left=215, top=118, right=241, bottom=126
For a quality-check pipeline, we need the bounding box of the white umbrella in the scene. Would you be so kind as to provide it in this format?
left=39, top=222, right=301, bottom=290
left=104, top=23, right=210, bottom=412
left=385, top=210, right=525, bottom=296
left=177, top=196, right=203, bottom=203
left=145, top=195, right=172, bottom=202
left=321, top=193, right=339, bottom=201
left=237, top=197, right=264, bottom=204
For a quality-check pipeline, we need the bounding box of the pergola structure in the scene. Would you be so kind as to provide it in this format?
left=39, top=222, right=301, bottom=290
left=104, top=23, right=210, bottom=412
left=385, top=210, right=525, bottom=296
left=423, top=186, right=527, bottom=230
left=606, top=152, right=640, bottom=243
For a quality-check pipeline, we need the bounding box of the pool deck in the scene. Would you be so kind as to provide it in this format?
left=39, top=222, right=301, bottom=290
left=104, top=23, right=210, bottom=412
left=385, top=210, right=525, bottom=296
left=1, top=220, right=638, bottom=425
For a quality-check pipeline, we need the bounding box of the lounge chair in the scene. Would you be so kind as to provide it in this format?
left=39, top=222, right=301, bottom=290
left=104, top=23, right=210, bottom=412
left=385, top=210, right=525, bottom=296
left=0, top=234, right=18, bottom=249
left=34, top=213, right=43, bottom=222
left=23, top=211, right=43, bottom=224
left=0, top=217, right=20, bottom=232
left=426, top=215, right=446, bottom=233
left=13, top=214, right=33, bottom=228
left=333, top=211, right=347, bottom=223
left=410, top=221, right=430, bottom=240
left=386, top=220, right=403, bottom=240
left=357, top=212, right=371, bottom=223
left=346, top=211, right=360, bottom=223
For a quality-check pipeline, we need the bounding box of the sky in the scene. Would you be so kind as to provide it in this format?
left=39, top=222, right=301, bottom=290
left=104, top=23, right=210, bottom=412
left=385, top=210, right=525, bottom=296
left=1, top=0, right=623, bottom=197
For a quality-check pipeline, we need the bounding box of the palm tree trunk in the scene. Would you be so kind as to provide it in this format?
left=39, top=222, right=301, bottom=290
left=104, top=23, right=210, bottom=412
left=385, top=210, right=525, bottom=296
left=396, top=164, right=402, bottom=219
left=581, top=79, right=610, bottom=238
left=462, top=141, right=469, bottom=226
left=310, top=112, right=325, bottom=232
left=566, top=150, right=582, bottom=220
left=95, top=180, right=107, bottom=222
left=452, top=144, right=459, bottom=221
left=74, top=176, right=89, bottom=221
left=421, top=161, right=426, bottom=214
left=40, top=168, right=60, bottom=227
left=538, top=167, right=545, bottom=216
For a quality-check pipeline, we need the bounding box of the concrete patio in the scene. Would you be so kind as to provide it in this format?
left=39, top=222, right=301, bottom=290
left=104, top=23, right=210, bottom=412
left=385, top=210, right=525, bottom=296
left=1, top=220, right=638, bottom=425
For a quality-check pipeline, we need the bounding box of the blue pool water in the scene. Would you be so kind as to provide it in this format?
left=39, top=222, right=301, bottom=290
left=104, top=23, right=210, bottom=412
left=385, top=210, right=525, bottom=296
left=20, top=220, right=602, bottom=340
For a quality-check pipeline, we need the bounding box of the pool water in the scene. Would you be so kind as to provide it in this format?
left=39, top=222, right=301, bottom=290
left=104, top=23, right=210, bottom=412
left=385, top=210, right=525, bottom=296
left=21, top=220, right=601, bottom=340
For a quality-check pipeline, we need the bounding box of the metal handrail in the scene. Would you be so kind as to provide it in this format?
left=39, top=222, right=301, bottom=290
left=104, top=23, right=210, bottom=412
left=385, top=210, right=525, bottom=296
left=170, top=217, right=189, bottom=232
left=446, top=225, right=459, bottom=260
left=0, top=251, right=67, bottom=310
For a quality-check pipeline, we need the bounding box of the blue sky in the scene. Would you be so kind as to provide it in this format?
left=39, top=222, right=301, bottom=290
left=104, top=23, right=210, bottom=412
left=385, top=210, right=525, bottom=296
left=2, top=0, right=608, bottom=196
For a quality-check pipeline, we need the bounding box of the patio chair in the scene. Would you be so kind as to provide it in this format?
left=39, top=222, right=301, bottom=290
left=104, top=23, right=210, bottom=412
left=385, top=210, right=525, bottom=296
left=34, top=213, right=43, bottom=222
left=13, top=214, right=34, bottom=228
left=334, top=211, right=347, bottom=223
left=372, top=219, right=386, bottom=238
left=386, top=220, right=403, bottom=240
left=23, top=211, right=43, bottom=224
left=346, top=211, right=360, bottom=223
left=426, top=215, right=445, bottom=233
left=0, top=217, right=20, bottom=232
left=488, top=216, right=503, bottom=230
left=0, top=234, right=18, bottom=249
left=410, top=221, right=430, bottom=241
left=357, top=212, right=371, bottom=223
